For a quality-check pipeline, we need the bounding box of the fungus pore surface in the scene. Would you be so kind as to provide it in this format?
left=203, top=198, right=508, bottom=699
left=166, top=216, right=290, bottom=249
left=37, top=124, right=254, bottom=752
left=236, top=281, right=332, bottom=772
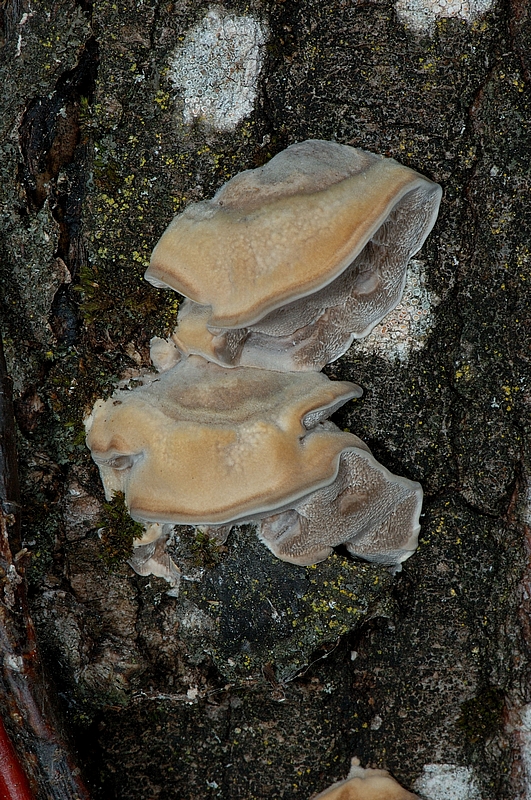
left=259, top=443, right=422, bottom=566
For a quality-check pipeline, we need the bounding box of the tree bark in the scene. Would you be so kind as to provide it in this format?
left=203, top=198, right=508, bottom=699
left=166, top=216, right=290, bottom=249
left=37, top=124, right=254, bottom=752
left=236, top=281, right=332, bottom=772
left=1, top=1, right=531, bottom=798
left=0, top=336, right=91, bottom=798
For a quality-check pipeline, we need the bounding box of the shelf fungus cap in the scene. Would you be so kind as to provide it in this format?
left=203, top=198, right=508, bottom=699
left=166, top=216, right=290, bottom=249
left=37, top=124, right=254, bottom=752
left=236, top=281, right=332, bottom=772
left=313, top=762, right=419, bottom=800
left=146, top=139, right=442, bottom=329
left=85, top=356, right=361, bottom=526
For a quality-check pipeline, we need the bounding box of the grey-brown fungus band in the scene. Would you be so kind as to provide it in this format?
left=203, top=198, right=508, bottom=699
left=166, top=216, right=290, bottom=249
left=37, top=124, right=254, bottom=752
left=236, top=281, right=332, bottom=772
left=147, top=140, right=442, bottom=372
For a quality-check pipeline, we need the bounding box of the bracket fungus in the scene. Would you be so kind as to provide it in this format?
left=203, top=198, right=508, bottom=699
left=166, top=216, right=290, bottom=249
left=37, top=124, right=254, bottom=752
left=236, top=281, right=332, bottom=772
left=147, top=139, right=442, bottom=371
left=87, top=139, right=439, bottom=580
left=86, top=356, right=422, bottom=566
left=127, top=523, right=181, bottom=595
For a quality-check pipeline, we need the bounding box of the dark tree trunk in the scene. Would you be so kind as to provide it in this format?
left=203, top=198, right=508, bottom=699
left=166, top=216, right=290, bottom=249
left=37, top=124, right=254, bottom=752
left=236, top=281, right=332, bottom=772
left=0, top=336, right=90, bottom=797
left=1, top=1, right=531, bottom=798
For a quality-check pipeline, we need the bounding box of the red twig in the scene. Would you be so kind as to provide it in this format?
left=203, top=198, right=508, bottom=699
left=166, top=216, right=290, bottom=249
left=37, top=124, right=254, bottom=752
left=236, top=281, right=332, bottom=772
left=0, top=334, right=91, bottom=799
left=0, top=713, right=33, bottom=800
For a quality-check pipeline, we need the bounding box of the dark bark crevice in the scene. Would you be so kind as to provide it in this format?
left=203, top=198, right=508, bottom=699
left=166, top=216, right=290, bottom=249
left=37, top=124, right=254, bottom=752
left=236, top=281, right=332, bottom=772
left=18, top=36, right=99, bottom=346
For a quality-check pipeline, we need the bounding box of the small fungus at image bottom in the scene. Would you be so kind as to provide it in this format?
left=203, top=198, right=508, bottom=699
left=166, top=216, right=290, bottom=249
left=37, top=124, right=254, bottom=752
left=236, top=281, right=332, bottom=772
left=312, top=758, right=419, bottom=799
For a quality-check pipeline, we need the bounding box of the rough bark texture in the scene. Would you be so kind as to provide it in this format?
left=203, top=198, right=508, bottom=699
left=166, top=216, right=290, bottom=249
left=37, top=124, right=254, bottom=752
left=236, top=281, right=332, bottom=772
left=1, top=0, right=530, bottom=798
left=0, top=315, right=90, bottom=798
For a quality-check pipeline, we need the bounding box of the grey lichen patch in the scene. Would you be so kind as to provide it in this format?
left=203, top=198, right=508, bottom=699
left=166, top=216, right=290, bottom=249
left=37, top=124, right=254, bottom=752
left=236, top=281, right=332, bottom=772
left=174, top=526, right=393, bottom=682
left=413, top=764, right=482, bottom=800
left=395, top=0, right=494, bottom=35
left=352, top=260, right=439, bottom=363
left=168, top=7, right=267, bottom=131
left=2, top=200, right=61, bottom=347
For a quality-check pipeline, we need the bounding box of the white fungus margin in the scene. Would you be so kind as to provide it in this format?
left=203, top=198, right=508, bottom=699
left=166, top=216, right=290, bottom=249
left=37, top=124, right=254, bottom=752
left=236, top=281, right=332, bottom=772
left=168, top=7, right=267, bottom=131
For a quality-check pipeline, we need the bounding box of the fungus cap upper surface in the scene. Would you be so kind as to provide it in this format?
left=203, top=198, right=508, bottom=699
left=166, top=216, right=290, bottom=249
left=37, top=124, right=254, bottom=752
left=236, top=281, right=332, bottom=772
left=85, top=356, right=361, bottom=525
left=146, top=140, right=442, bottom=329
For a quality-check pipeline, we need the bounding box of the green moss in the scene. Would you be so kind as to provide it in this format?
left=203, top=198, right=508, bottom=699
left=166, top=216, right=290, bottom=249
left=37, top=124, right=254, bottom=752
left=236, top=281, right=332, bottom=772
left=98, top=492, right=144, bottom=569
left=190, top=529, right=224, bottom=569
